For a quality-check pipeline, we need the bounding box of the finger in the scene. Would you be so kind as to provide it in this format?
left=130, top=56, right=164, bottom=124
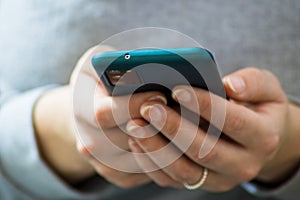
left=170, top=86, right=266, bottom=146
left=128, top=138, right=182, bottom=188
left=126, top=118, right=253, bottom=182
left=75, top=115, right=131, bottom=156
left=95, top=92, right=167, bottom=129
left=97, top=125, right=131, bottom=151
left=89, top=159, right=151, bottom=189
left=127, top=121, right=237, bottom=192
left=140, top=98, right=263, bottom=149
left=222, top=67, right=286, bottom=103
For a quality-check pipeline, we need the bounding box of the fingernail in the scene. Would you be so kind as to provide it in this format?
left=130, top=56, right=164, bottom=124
left=126, top=122, right=139, bottom=132
left=149, top=106, right=163, bottom=122
left=126, top=121, right=148, bottom=138
left=128, top=138, right=143, bottom=153
left=148, top=95, right=167, bottom=105
left=140, top=105, right=152, bottom=117
left=226, top=76, right=245, bottom=94
left=141, top=105, right=163, bottom=122
left=172, top=88, right=191, bottom=102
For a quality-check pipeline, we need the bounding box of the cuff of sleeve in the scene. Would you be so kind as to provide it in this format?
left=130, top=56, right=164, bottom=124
left=242, top=95, right=300, bottom=199
left=0, top=86, right=108, bottom=199
left=242, top=166, right=300, bottom=199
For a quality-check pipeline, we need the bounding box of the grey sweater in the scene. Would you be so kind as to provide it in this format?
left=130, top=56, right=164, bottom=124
left=0, top=0, right=299, bottom=199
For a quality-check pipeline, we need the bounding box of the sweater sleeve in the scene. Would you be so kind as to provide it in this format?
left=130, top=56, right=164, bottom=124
left=0, top=84, right=110, bottom=200
left=242, top=169, right=300, bottom=199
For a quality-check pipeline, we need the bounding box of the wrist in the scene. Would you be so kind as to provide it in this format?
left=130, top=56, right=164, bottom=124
left=34, top=86, right=95, bottom=184
left=256, top=102, right=300, bottom=185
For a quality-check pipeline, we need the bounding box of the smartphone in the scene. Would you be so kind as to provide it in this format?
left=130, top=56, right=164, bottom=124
left=91, top=47, right=224, bottom=104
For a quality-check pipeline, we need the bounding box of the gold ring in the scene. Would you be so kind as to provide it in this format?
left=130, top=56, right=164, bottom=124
left=183, top=167, right=208, bottom=190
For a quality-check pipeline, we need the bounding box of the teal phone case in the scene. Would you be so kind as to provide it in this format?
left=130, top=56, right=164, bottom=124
left=92, top=47, right=224, bottom=102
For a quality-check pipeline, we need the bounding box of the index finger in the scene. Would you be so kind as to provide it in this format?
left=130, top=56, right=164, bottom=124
left=95, top=91, right=167, bottom=129
left=172, top=86, right=266, bottom=147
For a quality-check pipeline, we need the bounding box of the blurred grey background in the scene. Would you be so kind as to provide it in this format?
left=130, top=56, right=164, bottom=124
left=0, top=0, right=299, bottom=96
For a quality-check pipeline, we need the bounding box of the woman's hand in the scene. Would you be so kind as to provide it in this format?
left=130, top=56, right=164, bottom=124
left=34, top=45, right=167, bottom=188
left=127, top=67, right=300, bottom=191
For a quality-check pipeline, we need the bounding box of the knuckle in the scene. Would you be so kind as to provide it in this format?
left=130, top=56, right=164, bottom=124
left=129, top=95, right=143, bottom=116
left=261, top=69, right=282, bottom=92
left=137, top=137, right=161, bottom=153
left=261, top=134, right=280, bottom=154
left=137, top=138, right=151, bottom=149
left=198, top=95, right=211, bottom=115
left=95, top=108, right=114, bottom=128
left=237, top=166, right=259, bottom=182
left=246, top=67, right=262, bottom=77
left=261, top=69, right=276, bottom=80
left=174, top=165, right=195, bottom=183
left=163, top=116, right=180, bottom=137
left=226, top=112, right=245, bottom=133
left=165, top=159, right=199, bottom=184
left=269, top=125, right=281, bottom=137
left=196, top=147, right=218, bottom=164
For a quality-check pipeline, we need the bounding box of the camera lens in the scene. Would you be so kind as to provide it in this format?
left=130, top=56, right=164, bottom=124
left=124, top=53, right=130, bottom=60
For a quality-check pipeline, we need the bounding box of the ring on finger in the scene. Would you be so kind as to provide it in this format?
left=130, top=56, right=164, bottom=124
left=183, top=167, right=208, bottom=190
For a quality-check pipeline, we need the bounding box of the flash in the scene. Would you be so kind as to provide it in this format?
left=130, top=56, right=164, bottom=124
left=124, top=53, right=131, bottom=60
left=106, top=69, right=141, bottom=85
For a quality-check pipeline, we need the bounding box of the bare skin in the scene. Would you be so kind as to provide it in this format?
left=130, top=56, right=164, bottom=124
left=127, top=68, right=300, bottom=191
left=34, top=46, right=300, bottom=191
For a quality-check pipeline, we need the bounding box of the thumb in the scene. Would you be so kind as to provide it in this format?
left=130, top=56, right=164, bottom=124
left=222, top=67, right=286, bottom=103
